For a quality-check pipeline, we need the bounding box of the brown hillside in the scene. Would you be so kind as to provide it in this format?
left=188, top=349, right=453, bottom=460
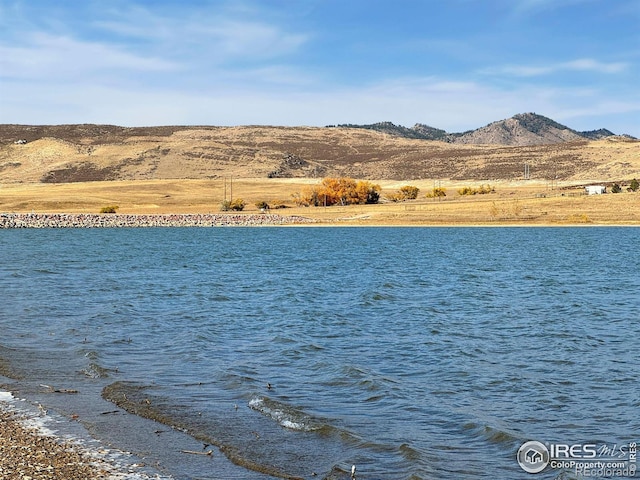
left=1, top=124, right=639, bottom=184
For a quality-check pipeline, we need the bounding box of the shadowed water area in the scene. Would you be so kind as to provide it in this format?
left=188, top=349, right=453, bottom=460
left=0, top=227, right=638, bottom=479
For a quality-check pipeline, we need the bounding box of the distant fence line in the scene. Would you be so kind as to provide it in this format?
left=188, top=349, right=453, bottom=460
left=0, top=213, right=315, bottom=229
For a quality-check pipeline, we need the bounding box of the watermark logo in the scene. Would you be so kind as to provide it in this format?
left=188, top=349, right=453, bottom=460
left=517, top=440, right=637, bottom=477
left=517, top=441, right=550, bottom=473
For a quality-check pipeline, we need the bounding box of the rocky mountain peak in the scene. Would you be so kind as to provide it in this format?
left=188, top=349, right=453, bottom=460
left=453, top=113, right=584, bottom=146
left=335, top=113, right=628, bottom=146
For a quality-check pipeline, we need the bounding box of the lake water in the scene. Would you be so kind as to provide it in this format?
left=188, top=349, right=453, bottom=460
left=0, top=227, right=638, bottom=480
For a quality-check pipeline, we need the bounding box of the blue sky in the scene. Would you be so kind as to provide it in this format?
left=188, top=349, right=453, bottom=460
left=1, top=0, right=638, bottom=135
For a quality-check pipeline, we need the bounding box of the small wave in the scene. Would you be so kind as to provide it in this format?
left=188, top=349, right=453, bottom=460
left=361, top=290, right=396, bottom=303
left=248, top=396, right=320, bottom=432
left=301, top=343, right=325, bottom=352
left=462, top=421, right=520, bottom=445
left=364, top=394, right=384, bottom=402
left=0, top=348, right=24, bottom=380
left=82, top=349, right=99, bottom=359
left=271, top=335, right=296, bottom=344
left=33, top=268, right=61, bottom=275
left=399, top=442, right=422, bottom=461
left=358, top=378, right=381, bottom=391
left=210, top=294, right=231, bottom=301
left=334, top=365, right=397, bottom=394
left=81, top=362, right=110, bottom=379
left=219, top=371, right=258, bottom=390
left=103, top=382, right=315, bottom=479
left=0, top=390, right=14, bottom=402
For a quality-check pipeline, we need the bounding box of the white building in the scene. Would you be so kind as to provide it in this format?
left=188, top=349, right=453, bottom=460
left=585, top=185, right=606, bottom=195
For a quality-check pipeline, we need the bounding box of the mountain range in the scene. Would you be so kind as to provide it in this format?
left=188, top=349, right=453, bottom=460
left=1, top=113, right=638, bottom=183
left=335, top=112, right=629, bottom=146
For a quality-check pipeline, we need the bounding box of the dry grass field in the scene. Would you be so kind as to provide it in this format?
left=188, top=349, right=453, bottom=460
left=1, top=125, right=639, bottom=225
left=1, top=177, right=639, bottom=226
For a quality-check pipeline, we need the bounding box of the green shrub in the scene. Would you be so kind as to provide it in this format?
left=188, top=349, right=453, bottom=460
left=611, top=183, right=622, bottom=193
left=628, top=178, right=639, bottom=192
left=255, top=200, right=270, bottom=210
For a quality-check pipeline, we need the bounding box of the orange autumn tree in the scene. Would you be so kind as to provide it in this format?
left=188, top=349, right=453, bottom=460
left=293, top=177, right=380, bottom=206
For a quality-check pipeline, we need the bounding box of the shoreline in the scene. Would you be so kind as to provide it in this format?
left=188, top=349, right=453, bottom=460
left=1, top=212, right=638, bottom=228
left=0, top=390, right=156, bottom=480
left=0, top=212, right=315, bottom=228
left=0, top=410, right=111, bottom=480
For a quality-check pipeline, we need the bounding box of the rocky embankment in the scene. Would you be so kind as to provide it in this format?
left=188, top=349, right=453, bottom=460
left=0, top=213, right=315, bottom=228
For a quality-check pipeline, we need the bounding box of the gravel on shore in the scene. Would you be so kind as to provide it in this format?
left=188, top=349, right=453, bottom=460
left=0, top=409, right=114, bottom=480
left=0, top=213, right=315, bottom=228
left=0, top=389, right=168, bottom=480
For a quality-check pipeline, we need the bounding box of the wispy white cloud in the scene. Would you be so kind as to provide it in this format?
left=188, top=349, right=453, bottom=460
left=0, top=33, right=178, bottom=82
left=508, top=0, right=597, bottom=15
left=223, top=65, right=319, bottom=86
left=563, top=58, right=629, bottom=74
left=91, top=4, right=309, bottom=63
left=1, top=1, right=310, bottom=87
left=195, top=20, right=308, bottom=60
left=480, top=58, right=629, bottom=77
